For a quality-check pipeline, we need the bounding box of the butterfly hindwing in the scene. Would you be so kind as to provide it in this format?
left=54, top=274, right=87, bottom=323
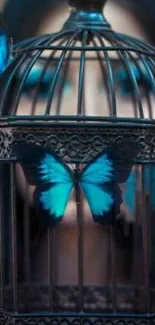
left=34, top=182, right=73, bottom=226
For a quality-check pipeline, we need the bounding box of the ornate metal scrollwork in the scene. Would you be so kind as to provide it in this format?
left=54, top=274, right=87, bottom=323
left=0, top=125, right=152, bottom=163
left=0, top=314, right=154, bottom=325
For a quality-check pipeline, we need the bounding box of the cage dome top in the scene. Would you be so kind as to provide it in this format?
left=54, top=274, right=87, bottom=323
left=0, top=1, right=155, bottom=167
left=0, top=0, right=155, bottom=124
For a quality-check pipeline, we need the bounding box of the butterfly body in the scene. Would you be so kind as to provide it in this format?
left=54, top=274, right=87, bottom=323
left=15, top=141, right=139, bottom=227
left=72, top=167, right=81, bottom=186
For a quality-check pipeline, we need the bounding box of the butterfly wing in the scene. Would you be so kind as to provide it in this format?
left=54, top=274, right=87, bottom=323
left=108, top=140, right=139, bottom=183
left=15, top=143, right=73, bottom=226
left=80, top=141, right=139, bottom=224
left=0, top=31, right=10, bottom=74
left=80, top=151, right=116, bottom=224
left=35, top=182, right=73, bottom=226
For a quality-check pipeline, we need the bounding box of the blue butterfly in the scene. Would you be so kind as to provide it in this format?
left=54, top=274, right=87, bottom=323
left=15, top=141, right=139, bottom=227
left=0, top=30, right=12, bottom=74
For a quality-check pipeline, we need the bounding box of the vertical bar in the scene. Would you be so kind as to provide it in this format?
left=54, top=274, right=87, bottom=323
left=132, top=166, right=139, bottom=311
left=75, top=31, right=86, bottom=308
left=76, top=165, right=84, bottom=311
left=141, top=166, right=150, bottom=313
left=111, top=224, right=117, bottom=313
left=0, top=164, right=4, bottom=309
left=92, top=38, right=111, bottom=117
left=24, top=185, right=30, bottom=284
left=56, top=50, right=74, bottom=116
left=77, top=31, right=88, bottom=115
left=48, top=227, right=54, bottom=311
left=10, top=163, right=18, bottom=312
left=149, top=166, right=155, bottom=292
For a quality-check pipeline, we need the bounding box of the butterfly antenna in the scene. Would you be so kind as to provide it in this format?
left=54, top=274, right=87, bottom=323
left=59, top=148, right=75, bottom=171
left=79, top=150, right=94, bottom=170
left=65, top=155, right=71, bottom=164
left=63, top=153, right=75, bottom=171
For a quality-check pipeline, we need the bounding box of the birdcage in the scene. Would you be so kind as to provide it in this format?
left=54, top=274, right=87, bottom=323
left=1, top=0, right=155, bottom=324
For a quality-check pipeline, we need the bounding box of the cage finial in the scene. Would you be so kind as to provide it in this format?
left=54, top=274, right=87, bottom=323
left=64, top=0, right=110, bottom=30
left=69, top=0, right=107, bottom=11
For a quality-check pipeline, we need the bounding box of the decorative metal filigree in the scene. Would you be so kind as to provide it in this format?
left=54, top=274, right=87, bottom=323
left=0, top=128, right=13, bottom=159
left=0, top=313, right=155, bottom=325
left=5, top=125, right=155, bottom=163
left=0, top=125, right=155, bottom=162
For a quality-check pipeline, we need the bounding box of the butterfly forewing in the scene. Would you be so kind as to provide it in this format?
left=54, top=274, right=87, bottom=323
left=80, top=152, right=114, bottom=184
left=15, top=143, right=72, bottom=186
left=38, top=151, right=72, bottom=184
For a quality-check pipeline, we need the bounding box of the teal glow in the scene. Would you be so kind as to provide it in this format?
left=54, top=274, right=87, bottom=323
left=22, top=65, right=72, bottom=99
left=115, top=64, right=153, bottom=96
left=0, top=33, right=9, bottom=74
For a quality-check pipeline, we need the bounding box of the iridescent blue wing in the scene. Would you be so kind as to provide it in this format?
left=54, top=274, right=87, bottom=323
left=15, top=143, right=73, bottom=226
left=0, top=31, right=10, bottom=74
left=80, top=141, right=139, bottom=224
left=34, top=182, right=73, bottom=226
